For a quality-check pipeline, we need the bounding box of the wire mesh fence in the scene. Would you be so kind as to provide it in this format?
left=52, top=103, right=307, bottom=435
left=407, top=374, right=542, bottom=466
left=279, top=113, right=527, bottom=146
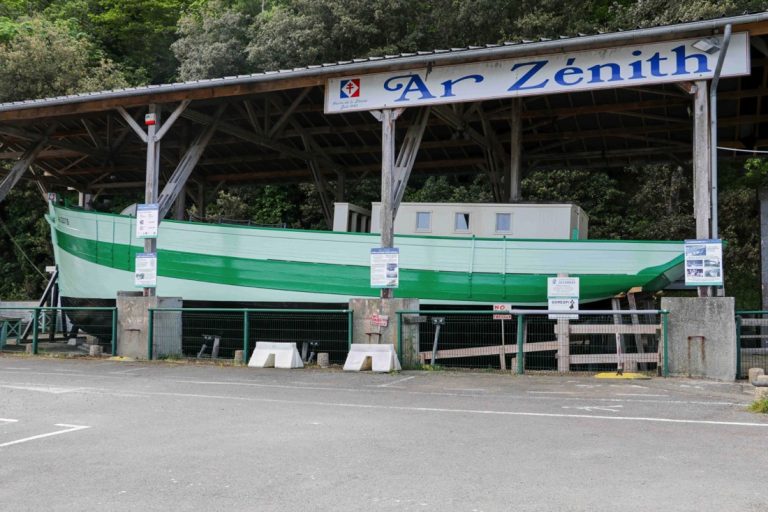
left=0, top=306, right=117, bottom=355
left=397, top=309, right=667, bottom=375
left=735, top=311, right=768, bottom=378
left=149, top=308, right=353, bottom=364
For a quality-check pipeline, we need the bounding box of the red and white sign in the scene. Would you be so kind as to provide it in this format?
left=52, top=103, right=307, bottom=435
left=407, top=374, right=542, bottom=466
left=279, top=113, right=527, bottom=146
left=370, top=313, right=389, bottom=327
left=493, top=303, right=512, bottom=320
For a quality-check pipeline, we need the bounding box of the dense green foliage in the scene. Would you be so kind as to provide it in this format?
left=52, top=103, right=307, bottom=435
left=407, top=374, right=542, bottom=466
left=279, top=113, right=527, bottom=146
left=1, top=0, right=768, bottom=306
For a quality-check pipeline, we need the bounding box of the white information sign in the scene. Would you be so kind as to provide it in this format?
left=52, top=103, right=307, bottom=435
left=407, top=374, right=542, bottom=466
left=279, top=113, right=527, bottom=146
left=684, top=239, right=723, bottom=286
left=134, top=252, right=157, bottom=288
left=326, top=33, right=750, bottom=113
left=370, top=248, right=399, bottom=288
left=136, top=203, right=160, bottom=239
left=493, top=303, right=513, bottom=320
left=547, top=277, right=580, bottom=320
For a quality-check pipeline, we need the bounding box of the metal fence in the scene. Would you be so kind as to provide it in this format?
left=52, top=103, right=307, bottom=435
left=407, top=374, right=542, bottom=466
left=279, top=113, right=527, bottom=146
left=396, top=309, right=668, bottom=375
left=735, top=311, right=768, bottom=378
left=0, top=306, right=117, bottom=355
left=148, top=308, right=353, bottom=364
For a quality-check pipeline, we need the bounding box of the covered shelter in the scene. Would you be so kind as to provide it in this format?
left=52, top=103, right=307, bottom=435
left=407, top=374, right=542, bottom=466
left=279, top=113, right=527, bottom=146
left=2, top=13, right=768, bottom=300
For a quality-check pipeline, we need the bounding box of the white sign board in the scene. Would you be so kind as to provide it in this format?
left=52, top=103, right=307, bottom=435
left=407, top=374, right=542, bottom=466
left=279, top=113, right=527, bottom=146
left=326, top=33, right=750, bottom=113
left=134, top=252, right=157, bottom=288
left=548, top=277, right=580, bottom=320
left=136, top=203, right=160, bottom=239
left=684, top=239, right=723, bottom=286
left=493, top=303, right=513, bottom=320
left=370, top=248, right=399, bottom=288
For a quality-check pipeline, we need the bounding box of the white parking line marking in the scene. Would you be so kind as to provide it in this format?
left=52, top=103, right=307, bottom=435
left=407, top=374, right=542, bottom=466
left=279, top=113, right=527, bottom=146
left=167, top=379, right=745, bottom=406
left=378, top=376, right=415, bottom=387
left=0, top=385, right=89, bottom=394
left=563, top=405, right=623, bottom=413
left=0, top=418, right=19, bottom=423
left=615, top=393, right=669, bottom=397
left=111, top=367, right=147, bottom=374
left=125, top=389, right=768, bottom=429
left=0, top=424, right=91, bottom=448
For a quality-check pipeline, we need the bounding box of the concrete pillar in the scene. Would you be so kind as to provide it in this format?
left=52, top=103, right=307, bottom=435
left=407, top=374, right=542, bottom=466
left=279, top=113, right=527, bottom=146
left=116, top=292, right=182, bottom=359
left=349, top=298, right=420, bottom=366
left=660, top=297, right=736, bottom=381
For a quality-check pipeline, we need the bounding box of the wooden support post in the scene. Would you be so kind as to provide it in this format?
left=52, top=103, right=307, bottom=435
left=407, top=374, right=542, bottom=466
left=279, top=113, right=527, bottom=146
left=508, top=98, right=523, bottom=202
left=693, top=80, right=712, bottom=297
left=144, top=104, right=160, bottom=298
left=380, top=108, right=397, bottom=299
left=0, top=136, right=50, bottom=203
left=174, top=185, right=186, bottom=220
left=157, top=104, right=225, bottom=218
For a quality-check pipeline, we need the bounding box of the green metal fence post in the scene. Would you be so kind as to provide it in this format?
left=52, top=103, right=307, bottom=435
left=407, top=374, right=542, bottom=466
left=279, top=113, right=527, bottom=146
left=735, top=315, right=742, bottom=379
left=516, top=314, right=525, bottom=374
left=32, top=309, right=39, bottom=355
left=111, top=308, right=118, bottom=356
left=347, top=310, right=354, bottom=350
left=147, top=309, right=154, bottom=360
left=662, top=311, right=669, bottom=377
left=243, top=310, right=250, bottom=364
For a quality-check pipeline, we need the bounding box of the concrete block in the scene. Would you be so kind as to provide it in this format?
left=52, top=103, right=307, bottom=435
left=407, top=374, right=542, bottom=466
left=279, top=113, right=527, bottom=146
left=755, top=375, right=768, bottom=387
left=748, top=367, right=765, bottom=384
left=756, top=386, right=768, bottom=400
left=660, top=297, right=736, bottom=381
left=248, top=342, right=304, bottom=369
left=343, top=343, right=401, bottom=372
left=233, top=350, right=244, bottom=365
left=317, top=352, right=330, bottom=368
left=89, top=345, right=103, bottom=357
left=25, top=344, right=33, bottom=355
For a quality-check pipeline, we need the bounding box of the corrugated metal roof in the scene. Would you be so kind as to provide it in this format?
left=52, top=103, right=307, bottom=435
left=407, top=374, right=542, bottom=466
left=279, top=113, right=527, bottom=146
left=1, top=11, right=767, bottom=114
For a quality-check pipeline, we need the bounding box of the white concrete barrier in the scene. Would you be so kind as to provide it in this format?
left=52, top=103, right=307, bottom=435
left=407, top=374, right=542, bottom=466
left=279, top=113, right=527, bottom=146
left=343, top=344, right=401, bottom=372
left=248, top=342, right=304, bottom=369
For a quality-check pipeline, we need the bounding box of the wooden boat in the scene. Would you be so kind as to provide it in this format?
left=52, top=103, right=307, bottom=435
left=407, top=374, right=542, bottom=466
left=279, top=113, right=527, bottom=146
left=46, top=203, right=684, bottom=306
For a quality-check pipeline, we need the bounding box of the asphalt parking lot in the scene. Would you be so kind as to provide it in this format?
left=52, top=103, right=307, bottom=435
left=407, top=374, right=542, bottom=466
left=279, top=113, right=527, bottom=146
left=0, top=356, right=766, bottom=512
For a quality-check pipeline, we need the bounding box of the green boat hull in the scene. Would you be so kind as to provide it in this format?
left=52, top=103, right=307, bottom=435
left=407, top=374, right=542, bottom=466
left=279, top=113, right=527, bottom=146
left=47, top=204, right=684, bottom=306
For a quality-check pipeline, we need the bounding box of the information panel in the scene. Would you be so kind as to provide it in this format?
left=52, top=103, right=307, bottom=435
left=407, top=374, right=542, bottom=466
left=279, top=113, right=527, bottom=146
left=370, top=248, right=399, bottom=288
left=547, top=277, right=580, bottom=320
left=136, top=203, right=159, bottom=239
left=684, top=239, right=723, bottom=286
left=134, top=252, right=157, bottom=288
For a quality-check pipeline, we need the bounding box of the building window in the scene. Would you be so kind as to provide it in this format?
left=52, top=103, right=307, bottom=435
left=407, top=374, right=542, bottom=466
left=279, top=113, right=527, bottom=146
left=454, top=212, right=470, bottom=232
left=495, top=213, right=511, bottom=233
left=415, top=211, right=431, bottom=232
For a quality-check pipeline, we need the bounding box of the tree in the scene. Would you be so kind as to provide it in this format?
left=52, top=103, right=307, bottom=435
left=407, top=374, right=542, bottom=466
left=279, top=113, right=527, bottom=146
left=0, top=16, right=128, bottom=102
left=86, top=0, right=194, bottom=83
left=172, top=0, right=251, bottom=81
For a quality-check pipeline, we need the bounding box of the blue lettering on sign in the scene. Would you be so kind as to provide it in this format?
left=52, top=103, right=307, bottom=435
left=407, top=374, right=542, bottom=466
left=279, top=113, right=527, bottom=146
left=367, top=45, right=717, bottom=104
left=508, top=60, right=549, bottom=91
left=440, top=74, right=484, bottom=97
left=553, top=58, right=583, bottom=86
left=384, top=75, right=436, bottom=102
left=672, top=45, right=710, bottom=75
